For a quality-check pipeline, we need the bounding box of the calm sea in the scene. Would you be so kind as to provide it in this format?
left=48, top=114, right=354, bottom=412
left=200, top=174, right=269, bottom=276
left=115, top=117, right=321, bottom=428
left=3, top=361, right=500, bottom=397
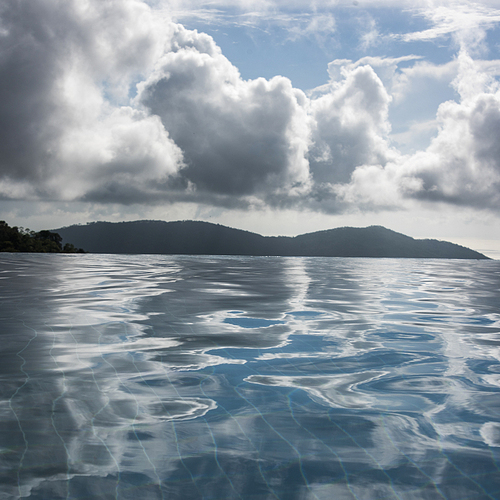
left=0, top=254, right=499, bottom=499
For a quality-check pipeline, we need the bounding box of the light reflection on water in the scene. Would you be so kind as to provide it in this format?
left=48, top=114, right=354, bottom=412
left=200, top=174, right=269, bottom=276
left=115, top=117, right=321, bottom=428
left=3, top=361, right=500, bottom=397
left=1, top=254, right=500, bottom=499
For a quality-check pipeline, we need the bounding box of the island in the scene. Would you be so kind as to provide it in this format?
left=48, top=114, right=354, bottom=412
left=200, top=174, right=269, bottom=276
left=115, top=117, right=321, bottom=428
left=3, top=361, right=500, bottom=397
left=52, top=220, right=489, bottom=259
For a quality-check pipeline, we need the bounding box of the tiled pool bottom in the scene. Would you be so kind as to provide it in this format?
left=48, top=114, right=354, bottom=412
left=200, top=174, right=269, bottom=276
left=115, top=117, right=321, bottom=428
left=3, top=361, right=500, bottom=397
left=1, top=254, right=499, bottom=499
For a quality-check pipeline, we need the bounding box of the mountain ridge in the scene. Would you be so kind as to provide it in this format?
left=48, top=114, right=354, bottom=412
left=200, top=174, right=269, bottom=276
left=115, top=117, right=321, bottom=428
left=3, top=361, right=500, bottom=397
left=52, top=220, right=489, bottom=259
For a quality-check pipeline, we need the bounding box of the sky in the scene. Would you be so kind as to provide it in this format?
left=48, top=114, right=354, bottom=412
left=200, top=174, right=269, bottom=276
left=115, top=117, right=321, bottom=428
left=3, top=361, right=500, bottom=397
left=1, top=0, right=500, bottom=257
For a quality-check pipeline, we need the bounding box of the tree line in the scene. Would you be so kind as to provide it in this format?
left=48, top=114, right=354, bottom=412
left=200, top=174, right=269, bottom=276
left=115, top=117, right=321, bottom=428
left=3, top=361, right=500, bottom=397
left=0, top=221, right=84, bottom=253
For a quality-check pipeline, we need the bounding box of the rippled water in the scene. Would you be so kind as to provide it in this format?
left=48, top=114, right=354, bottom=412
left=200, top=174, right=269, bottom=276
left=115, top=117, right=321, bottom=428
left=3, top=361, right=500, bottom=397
left=1, top=254, right=500, bottom=499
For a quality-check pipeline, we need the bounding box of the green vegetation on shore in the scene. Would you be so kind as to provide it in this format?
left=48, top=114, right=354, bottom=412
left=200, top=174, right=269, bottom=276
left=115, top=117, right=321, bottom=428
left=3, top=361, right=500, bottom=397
left=0, top=221, right=84, bottom=253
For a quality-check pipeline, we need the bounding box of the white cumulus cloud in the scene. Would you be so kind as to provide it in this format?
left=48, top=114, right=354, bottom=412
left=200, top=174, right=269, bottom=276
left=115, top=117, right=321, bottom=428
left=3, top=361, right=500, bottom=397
left=340, top=50, right=500, bottom=210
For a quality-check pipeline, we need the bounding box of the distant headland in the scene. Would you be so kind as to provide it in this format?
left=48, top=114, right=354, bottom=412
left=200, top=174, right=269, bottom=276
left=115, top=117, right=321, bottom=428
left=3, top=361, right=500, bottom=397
left=52, top=220, right=489, bottom=259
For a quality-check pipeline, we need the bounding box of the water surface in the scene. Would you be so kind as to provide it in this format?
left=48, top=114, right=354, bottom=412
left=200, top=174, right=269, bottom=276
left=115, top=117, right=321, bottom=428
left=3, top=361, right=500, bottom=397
left=1, top=254, right=499, bottom=499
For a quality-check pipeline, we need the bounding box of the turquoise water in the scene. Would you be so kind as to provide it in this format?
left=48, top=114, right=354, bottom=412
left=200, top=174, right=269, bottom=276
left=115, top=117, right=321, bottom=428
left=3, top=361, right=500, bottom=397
left=0, top=254, right=499, bottom=499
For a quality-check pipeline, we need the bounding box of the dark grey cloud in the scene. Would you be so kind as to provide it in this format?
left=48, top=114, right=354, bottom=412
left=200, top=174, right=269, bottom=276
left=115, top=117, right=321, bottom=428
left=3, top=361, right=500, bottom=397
left=0, top=0, right=68, bottom=182
left=0, top=0, right=183, bottom=201
left=137, top=25, right=311, bottom=198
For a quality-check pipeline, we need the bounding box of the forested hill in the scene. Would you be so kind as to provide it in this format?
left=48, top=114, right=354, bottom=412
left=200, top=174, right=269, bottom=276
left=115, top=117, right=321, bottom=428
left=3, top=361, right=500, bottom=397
left=53, top=220, right=489, bottom=259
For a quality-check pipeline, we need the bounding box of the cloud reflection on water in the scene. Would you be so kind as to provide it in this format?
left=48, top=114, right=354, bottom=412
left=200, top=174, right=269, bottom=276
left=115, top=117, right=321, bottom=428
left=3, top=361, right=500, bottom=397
left=0, top=254, right=500, bottom=499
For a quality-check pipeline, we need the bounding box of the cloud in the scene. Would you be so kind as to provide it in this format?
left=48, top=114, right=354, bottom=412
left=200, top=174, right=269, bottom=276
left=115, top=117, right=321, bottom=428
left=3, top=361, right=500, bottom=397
left=136, top=32, right=406, bottom=211
left=398, top=2, right=500, bottom=51
left=0, top=0, right=315, bottom=207
left=1, top=0, right=500, bottom=215
left=339, top=50, right=500, bottom=210
left=389, top=59, right=457, bottom=105
left=285, top=12, right=337, bottom=46
left=165, top=0, right=340, bottom=47
left=308, top=63, right=396, bottom=185
left=136, top=24, right=311, bottom=202
left=406, top=51, right=500, bottom=207
left=0, top=0, right=183, bottom=202
left=326, top=55, right=424, bottom=93
left=359, top=16, right=381, bottom=51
